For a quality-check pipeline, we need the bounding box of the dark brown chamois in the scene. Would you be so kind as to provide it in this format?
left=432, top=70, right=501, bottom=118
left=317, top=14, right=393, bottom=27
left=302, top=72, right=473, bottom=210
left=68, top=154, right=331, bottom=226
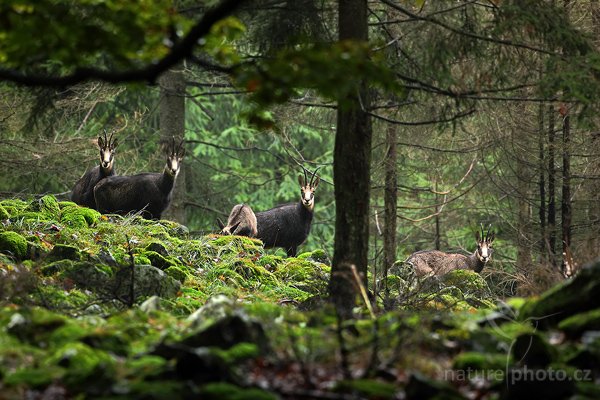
left=407, top=225, right=495, bottom=277
left=94, top=139, right=185, bottom=220
left=218, top=204, right=258, bottom=237
left=71, top=130, right=118, bottom=209
left=255, top=168, right=320, bottom=257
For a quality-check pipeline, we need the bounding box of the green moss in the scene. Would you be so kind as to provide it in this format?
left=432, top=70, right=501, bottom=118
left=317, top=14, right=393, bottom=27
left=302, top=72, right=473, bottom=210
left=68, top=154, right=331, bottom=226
left=46, top=342, right=116, bottom=389
left=198, top=382, right=278, bottom=400
left=41, top=259, right=76, bottom=276
left=60, top=205, right=101, bottom=228
left=58, top=201, right=78, bottom=208
left=47, top=244, right=81, bottom=261
left=165, top=266, right=188, bottom=283
left=32, top=195, right=61, bottom=218
left=297, top=249, right=329, bottom=264
left=441, top=269, right=492, bottom=299
left=0, top=203, right=9, bottom=220
left=453, top=351, right=509, bottom=372
left=559, top=308, right=600, bottom=337
left=0, top=231, right=28, bottom=259
left=0, top=198, right=29, bottom=215
left=143, top=250, right=177, bottom=270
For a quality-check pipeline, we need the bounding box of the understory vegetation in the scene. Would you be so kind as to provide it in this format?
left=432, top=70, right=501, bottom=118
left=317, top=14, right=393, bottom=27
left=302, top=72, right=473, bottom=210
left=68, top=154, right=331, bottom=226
left=1, top=197, right=600, bottom=399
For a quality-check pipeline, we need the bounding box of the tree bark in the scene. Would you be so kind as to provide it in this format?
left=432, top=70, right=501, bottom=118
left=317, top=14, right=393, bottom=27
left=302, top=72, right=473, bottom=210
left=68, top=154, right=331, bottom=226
left=159, top=67, right=187, bottom=224
left=561, top=112, right=572, bottom=276
left=547, top=104, right=557, bottom=268
left=329, top=0, right=372, bottom=318
left=538, top=98, right=546, bottom=259
left=383, top=123, right=397, bottom=298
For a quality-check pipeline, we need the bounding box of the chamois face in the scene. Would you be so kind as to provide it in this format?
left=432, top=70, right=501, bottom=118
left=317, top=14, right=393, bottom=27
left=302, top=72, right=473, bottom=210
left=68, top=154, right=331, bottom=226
left=298, top=170, right=320, bottom=211
left=475, top=230, right=495, bottom=264
left=97, top=131, right=118, bottom=171
left=164, top=139, right=185, bottom=178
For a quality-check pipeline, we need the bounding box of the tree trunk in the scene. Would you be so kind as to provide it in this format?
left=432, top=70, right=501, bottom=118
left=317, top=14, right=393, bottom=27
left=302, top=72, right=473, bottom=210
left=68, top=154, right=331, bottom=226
left=159, top=67, right=187, bottom=224
left=561, top=112, right=572, bottom=276
left=329, top=0, right=372, bottom=318
left=383, top=122, right=397, bottom=298
left=547, top=104, right=557, bottom=268
left=538, top=99, right=546, bottom=259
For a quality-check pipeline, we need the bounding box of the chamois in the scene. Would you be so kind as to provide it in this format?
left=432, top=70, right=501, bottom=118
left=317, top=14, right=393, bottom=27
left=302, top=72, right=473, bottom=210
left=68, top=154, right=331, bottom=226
left=255, top=168, right=320, bottom=257
left=407, top=225, right=495, bottom=277
left=71, top=130, right=118, bottom=209
left=94, top=139, right=185, bottom=220
left=218, top=204, right=258, bottom=237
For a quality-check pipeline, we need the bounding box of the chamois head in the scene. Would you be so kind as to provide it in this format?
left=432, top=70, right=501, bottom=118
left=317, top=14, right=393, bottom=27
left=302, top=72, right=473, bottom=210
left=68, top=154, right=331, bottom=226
left=164, top=138, right=185, bottom=178
left=298, top=167, right=320, bottom=211
left=475, top=224, right=495, bottom=264
left=98, top=129, right=118, bottom=172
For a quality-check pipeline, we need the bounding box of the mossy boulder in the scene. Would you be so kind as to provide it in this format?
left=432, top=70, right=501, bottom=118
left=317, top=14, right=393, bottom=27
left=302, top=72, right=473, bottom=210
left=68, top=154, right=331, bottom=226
left=440, top=269, right=492, bottom=299
left=520, top=259, right=600, bottom=328
left=47, top=244, right=82, bottom=262
left=297, top=249, right=330, bottom=264
left=558, top=308, right=600, bottom=338
left=60, top=205, right=101, bottom=228
left=144, top=250, right=177, bottom=270
left=30, top=195, right=61, bottom=218
left=0, top=231, right=28, bottom=259
left=272, top=258, right=329, bottom=295
left=42, top=259, right=77, bottom=276
left=165, top=266, right=188, bottom=283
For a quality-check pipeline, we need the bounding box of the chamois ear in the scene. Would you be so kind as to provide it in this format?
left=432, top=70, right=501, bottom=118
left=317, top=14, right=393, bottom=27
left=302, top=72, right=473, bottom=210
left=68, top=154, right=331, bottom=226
left=475, top=230, right=481, bottom=242
left=311, top=176, right=320, bottom=189
left=298, top=174, right=304, bottom=187
left=98, top=136, right=105, bottom=148
left=111, top=138, right=118, bottom=150
left=488, top=232, right=495, bottom=244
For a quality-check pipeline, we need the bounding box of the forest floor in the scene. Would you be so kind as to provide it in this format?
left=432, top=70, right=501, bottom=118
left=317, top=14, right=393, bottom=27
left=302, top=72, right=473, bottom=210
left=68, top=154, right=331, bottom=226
left=0, top=195, right=599, bottom=399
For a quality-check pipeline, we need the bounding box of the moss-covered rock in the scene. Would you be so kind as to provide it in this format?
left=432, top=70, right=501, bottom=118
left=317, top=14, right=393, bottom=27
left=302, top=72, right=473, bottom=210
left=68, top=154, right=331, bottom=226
left=60, top=205, right=101, bottom=228
left=0, top=231, right=28, bottom=259
left=41, top=259, right=77, bottom=276
left=558, top=308, right=600, bottom=338
left=47, top=244, right=82, bottom=261
left=520, top=259, right=600, bottom=328
left=441, top=269, right=493, bottom=299
left=165, top=266, right=188, bottom=283
left=144, top=250, right=177, bottom=270
left=31, top=195, right=61, bottom=218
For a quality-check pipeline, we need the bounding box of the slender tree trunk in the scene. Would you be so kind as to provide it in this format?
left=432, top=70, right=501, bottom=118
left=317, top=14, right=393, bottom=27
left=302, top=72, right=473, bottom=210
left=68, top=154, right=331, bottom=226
left=383, top=123, right=397, bottom=298
left=547, top=105, right=557, bottom=267
left=434, top=180, right=441, bottom=251
left=538, top=98, right=546, bottom=259
left=159, top=67, right=187, bottom=224
left=329, top=0, right=372, bottom=318
left=561, top=112, right=572, bottom=275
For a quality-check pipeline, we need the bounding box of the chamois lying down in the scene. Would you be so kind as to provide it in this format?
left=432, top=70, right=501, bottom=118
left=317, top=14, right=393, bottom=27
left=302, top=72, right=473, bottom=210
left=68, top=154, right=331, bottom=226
left=71, top=130, right=118, bottom=209
left=255, top=168, right=320, bottom=257
left=94, top=139, right=185, bottom=220
left=218, top=203, right=258, bottom=237
left=406, top=225, right=495, bottom=277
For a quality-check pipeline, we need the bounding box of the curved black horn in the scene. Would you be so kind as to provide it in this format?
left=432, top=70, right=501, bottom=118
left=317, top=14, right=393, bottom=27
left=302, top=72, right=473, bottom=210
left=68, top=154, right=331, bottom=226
left=103, top=129, right=108, bottom=143
left=303, top=167, right=308, bottom=186
left=177, top=139, right=185, bottom=155
left=310, top=167, right=321, bottom=186
left=486, top=224, right=492, bottom=241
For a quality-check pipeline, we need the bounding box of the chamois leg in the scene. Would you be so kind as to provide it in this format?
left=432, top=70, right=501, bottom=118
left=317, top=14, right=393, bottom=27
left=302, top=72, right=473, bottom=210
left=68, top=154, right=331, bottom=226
left=286, top=247, right=297, bottom=257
